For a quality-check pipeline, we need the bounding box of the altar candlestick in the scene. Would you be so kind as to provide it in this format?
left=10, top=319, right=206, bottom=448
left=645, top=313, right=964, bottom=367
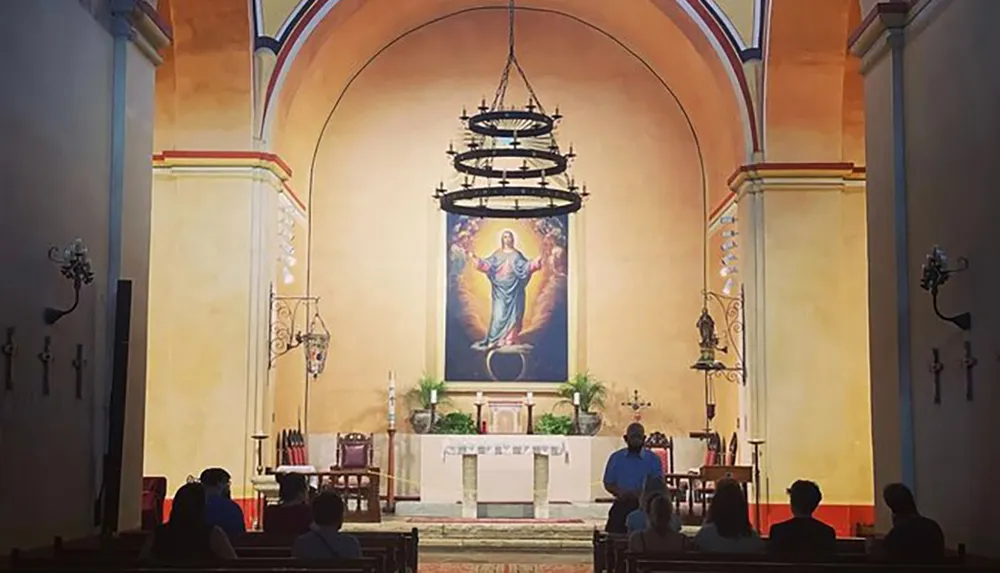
left=430, top=389, right=438, bottom=405
left=475, top=391, right=483, bottom=405
left=388, top=371, right=396, bottom=430
left=573, top=392, right=580, bottom=406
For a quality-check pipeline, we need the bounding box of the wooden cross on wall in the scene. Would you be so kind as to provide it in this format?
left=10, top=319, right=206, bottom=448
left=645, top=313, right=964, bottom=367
left=1, top=328, right=14, bottom=391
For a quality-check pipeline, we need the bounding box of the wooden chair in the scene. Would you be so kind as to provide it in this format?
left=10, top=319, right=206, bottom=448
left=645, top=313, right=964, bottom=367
left=140, top=476, right=166, bottom=531
left=644, top=431, right=688, bottom=506
left=693, top=432, right=723, bottom=504
left=329, top=432, right=381, bottom=523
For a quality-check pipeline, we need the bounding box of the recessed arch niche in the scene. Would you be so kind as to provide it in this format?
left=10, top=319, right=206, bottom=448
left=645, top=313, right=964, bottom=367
left=268, top=1, right=749, bottom=436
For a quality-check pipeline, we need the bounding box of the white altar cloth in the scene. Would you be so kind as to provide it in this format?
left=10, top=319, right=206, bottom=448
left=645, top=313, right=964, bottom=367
left=420, top=435, right=593, bottom=505
left=440, top=435, right=568, bottom=458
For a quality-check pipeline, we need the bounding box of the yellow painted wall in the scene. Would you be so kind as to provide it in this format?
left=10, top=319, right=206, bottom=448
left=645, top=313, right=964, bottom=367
left=271, top=9, right=732, bottom=440
left=146, top=173, right=257, bottom=498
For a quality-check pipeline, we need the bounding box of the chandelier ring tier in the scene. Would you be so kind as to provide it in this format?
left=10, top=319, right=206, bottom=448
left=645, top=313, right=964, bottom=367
left=450, top=146, right=569, bottom=179
left=435, top=0, right=588, bottom=219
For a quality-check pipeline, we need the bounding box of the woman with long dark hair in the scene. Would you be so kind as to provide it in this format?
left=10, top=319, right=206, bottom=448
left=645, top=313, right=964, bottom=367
left=139, top=482, right=237, bottom=562
left=693, top=479, right=764, bottom=553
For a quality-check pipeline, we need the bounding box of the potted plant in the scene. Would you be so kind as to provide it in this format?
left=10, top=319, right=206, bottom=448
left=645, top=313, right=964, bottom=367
left=557, top=372, right=607, bottom=436
left=534, top=412, right=574, bottom=435
left=432, top=412, right=477, bottom=434
left=406, top=375, right=449, bottom=434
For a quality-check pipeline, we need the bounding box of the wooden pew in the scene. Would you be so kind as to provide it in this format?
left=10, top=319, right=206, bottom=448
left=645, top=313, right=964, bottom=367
left=12, top=558, right=380, bottom=572
left=593, top=531, right=869, bottom=573
left=12, top=529, right=418, bottom=573
left=626, top=556, right=988, bottom=573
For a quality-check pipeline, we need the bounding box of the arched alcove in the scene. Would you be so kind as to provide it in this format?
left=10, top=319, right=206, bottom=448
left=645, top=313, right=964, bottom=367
left=265, top=1, right=751, bottom=440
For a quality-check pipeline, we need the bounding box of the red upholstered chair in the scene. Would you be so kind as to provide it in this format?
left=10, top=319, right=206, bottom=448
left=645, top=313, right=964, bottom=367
left=645, top=432, right=688, bottom=509
left=695, top=432, right=724, bottom=504
left=141, top=476, right=167, bottom=531
left=329, top=432, right=381, bottom=522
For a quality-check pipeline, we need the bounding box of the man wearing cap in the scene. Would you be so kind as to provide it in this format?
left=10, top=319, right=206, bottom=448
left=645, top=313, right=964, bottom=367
left=603, top=423, right=663, bottom=533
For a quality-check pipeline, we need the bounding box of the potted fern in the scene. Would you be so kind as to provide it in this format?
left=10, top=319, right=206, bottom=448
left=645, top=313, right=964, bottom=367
left=557, top=372, right=607, bottom=436
left=406, top=375, right=449, bottom=434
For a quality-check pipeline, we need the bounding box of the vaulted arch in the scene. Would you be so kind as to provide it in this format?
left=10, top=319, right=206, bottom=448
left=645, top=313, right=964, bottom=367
left=763, top=0, right=863, bottom=162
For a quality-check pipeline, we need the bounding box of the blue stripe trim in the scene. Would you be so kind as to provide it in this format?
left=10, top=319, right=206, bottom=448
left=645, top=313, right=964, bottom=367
left=277, top=0, right=317, bottom=45
left=255, top=35, right=281, bottom=53
left=700, top=0, right=743, bottom=54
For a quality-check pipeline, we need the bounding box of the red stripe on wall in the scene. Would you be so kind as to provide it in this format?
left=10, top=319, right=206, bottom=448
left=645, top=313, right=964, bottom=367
left=752, top=503, right=875, bottom=537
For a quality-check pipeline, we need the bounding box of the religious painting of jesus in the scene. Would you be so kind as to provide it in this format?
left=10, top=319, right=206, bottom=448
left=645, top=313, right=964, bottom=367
left=445, top=214, right=569, bottom=383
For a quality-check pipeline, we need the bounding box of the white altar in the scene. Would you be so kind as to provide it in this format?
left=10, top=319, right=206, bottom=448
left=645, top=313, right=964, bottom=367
left=419, top=434, right=594, bottom=517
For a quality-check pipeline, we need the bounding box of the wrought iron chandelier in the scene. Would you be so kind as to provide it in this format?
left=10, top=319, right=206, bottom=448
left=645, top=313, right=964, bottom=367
left=435, top=0, right=587, bottom=219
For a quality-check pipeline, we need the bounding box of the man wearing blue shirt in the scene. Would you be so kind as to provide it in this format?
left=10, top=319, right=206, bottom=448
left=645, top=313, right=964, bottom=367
left=200, top=467, right=246, bottom=538
left=603, top=423, right=663, bottom=533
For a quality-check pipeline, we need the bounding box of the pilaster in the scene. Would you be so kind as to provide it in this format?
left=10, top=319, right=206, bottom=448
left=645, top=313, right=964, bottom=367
left=730, top=162, right=873, bottom=534
left=146, top=151, right=300, bottom=500
left=850, top=1, right=919, bottom=524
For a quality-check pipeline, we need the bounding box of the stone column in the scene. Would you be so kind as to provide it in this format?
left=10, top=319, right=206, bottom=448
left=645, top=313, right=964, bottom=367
left=461, top=454, right=478, bottom=518
left=532, top=453, right=550, bottom=519
left=731, top=162, right=873, bottom=528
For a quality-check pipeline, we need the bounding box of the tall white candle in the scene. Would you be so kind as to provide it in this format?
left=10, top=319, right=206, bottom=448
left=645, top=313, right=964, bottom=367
left=475, top=391, right=483, bottom=405
left=388, top=371, right=396, bottom=430
left=526, top=391, right=534, bottom=405
left=430, top=389, right=438, bottom=405
left=573, top=391, right=580, bottom=406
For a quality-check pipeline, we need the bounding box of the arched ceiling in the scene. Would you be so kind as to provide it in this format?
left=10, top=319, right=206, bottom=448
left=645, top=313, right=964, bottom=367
left=763, top=0, right=863, bottom=163
left=253, top=0, right=766, bottom=59
left=264, top=0, right=755, bottom=209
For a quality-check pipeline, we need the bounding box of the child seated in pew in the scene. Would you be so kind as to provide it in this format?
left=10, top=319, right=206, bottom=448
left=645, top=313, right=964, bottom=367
left=628, top=494, right=686, bottom=553
left=693, top=479, right=765, bottom=554
left=292, top=491, right=362, bottom=560
left=264, top=473, right=313, bottom=535
left=626, top=475, right=683, bottom=535
left=139, top=482, right=237, bottom=562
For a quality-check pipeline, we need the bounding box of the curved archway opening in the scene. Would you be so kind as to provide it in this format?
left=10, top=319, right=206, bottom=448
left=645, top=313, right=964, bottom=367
left=267, top=1, right=751, bottom=442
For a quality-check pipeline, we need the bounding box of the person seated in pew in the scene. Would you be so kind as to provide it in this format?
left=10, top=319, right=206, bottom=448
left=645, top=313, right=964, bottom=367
left=882, top=482, right=945, bottom=561
left=603, top=423, right=664, bottom=534
left=628, top=494, right=686, bottom=554
left=200, top=467, right=246, bottom=539
left=767, top=480, right=837, bottom=555
left=264, top=473, right=313, bottom=535
left=626, top=475, right=682, bottom=535
left=140, top=482, right=237, bottom=562
left=292, top=491, right=362, bottom=560
left=693, top=479, right=765, bottom=554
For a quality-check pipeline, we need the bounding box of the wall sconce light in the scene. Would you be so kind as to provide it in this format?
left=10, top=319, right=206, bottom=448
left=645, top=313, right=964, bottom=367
left=44, top=239, right=95, bottom=326
left=919, top=245, right=970, bottom=331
